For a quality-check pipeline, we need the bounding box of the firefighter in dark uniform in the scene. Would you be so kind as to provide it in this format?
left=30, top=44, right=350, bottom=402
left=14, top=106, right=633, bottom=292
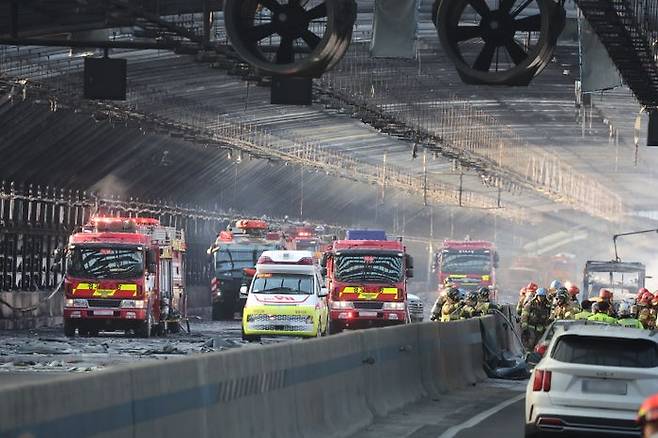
left=475, top=286, right=498, bottom=316
left=521, top=287, right=551, bottom=350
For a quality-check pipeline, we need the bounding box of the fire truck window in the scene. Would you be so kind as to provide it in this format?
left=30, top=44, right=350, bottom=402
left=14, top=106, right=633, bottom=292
left=68, top=247, right=144, bottom=279
left=335, top=255, right=402, bottom=283
left=440, top=250, right=492, bottom=275
left=251, top=274, right=313, bottom=295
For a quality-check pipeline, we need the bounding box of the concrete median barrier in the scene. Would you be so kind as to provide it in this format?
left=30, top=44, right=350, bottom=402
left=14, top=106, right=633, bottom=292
left=361, top=323, right=425, bottom=417
left=0, top=314, right=509, bottom=438
left=289, top=331, right=372, bottom=438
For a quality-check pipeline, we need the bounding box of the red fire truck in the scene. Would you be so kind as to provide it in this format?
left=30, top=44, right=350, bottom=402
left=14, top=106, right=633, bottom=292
left=207, top=219, right=285, bottom=320
left=62, top=217, right=186, bottom=337
left=434, top=239, right=498, bottom=296
left=321, top=230, right=414, bottom=334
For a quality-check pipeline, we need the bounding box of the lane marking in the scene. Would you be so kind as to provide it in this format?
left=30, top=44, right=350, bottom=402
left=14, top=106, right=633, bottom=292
left=437, top=392, right=525, bottom=438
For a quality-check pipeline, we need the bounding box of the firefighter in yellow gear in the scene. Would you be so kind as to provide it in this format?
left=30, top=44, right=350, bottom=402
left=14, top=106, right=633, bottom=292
left=638, top=291, right=656, bottom=329
left=587, top=301, right=618, bottom=324
left=573, top=299, right=593, bottom=320
left=459, top=291, right=478, bottom=319
left=617, top=301, right=644, bottom=329
left=521, top=288, right=551, bottom=350
left=475, top=287, right=498, bottom=316
left=567, top=285, right=582, bottom=314
left=550, top=289, right=576, bottom=321
left=440, top=287, right=463, bottom=322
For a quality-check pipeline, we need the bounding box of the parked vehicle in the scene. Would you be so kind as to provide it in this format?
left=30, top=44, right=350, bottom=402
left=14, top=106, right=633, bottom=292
left=407, top=293, right=424, bottom=322
left=582, top=260, right=646, bottom=304
left=434, top=239, right=498, bottom=299
left=207, top=219, right=284, bottom=320
left=321, top=230, right=414, bottom=334
left=63, top=217, right=186, bottom=337
left=525, top=323, right=657, bottom=437
left=241, top=250, right=328, bottom=342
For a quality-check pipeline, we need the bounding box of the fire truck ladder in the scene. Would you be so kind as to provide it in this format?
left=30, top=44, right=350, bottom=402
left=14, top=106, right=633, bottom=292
left=575, top=0, right=658, bottom=108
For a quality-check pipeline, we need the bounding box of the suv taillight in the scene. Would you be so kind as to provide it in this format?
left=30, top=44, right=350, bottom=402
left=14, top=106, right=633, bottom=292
left=533, top=370, right=552, bottom=392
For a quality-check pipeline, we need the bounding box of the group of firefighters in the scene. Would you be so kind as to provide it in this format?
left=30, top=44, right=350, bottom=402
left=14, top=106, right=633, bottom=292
left=429, top=285, right=498, bottom=322
left=428, top=279, right=658, bottom=436
left=516, top=280, right=658, bottom=350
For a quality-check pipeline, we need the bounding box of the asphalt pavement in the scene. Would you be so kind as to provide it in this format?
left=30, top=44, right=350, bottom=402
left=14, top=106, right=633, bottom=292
left=349, top=380, right=527, bottom=438
left=453, top=397, right=525, bottom=438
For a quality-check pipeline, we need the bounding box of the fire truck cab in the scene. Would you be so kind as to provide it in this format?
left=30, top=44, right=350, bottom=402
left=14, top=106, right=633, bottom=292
left=207, top=219, right=285, bottom=320
left=322, top=230, right=413, bottom=334
left=63, top=217, right=186, bottom=337
left=434, top=239, right=498, bottom=298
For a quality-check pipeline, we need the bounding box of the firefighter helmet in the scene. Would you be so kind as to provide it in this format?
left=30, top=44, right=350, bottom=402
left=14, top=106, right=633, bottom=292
left=556, top=290, right=568, bottom=305
left=526, top=282, right=539, bottom=292
left=447, top=287, right=461, bottom=301
left=568, top=285, right=580, bottom=296
left=599, top=289, right=613, bottom=301
left=478, top=287, right=491, bottom=301
left=637, top=288, right=650, bottom=302
left=638, top=393, right=658, bottom=424
left=549, top=280, right=562, bottom=290
left=640, top=292, right=654, bottom=306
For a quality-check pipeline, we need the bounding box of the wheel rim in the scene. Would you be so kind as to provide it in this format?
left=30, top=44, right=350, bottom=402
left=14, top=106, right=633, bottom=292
left=439, top=0, right=552, bottom=82
left=225, top=0, right=353, bottom=76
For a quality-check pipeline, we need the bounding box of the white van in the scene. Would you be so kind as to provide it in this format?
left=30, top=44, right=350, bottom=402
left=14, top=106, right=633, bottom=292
left=241, top=251, right=329, bottom=341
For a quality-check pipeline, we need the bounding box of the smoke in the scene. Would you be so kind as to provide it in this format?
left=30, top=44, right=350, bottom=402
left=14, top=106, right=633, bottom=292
left=87, top=174, right=129, bottom=199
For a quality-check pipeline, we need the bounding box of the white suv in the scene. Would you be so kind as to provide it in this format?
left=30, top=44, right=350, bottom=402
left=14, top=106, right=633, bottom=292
left=525, top=323, right=658, bottom=437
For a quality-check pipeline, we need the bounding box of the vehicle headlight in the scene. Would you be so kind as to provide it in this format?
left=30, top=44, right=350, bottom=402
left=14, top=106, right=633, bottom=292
left=305, top=315, right=314, bottom=324
left=120, top=300, right=146, bottom=309
left=331, top=301, right=354, bottom=310
left=383, top=302, right=405, bottom=311
left=246, top=314, right=256, bottom=322
left=65, top=299, right=88, bottom=308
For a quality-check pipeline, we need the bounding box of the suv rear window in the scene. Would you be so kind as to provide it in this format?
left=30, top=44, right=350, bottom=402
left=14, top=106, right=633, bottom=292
left=552, top=335, right=658, bottom=368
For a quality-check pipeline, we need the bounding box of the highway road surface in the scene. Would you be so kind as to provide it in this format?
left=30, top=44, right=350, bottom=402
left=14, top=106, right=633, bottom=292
left=349, top=380, right=526, bottom=438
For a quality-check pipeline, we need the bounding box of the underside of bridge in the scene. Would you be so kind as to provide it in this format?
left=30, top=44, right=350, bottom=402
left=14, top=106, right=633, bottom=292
left=2, top=0, right=658, bottom=326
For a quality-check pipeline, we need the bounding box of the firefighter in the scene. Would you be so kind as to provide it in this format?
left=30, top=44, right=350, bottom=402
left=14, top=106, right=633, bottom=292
left=521, top=288, right=551, bottom=350
left=567, top=284, right=582, bottom=313
left=518, top=282, right=538, bottom=316
left=638, top=291, right=656, bottom=329
left=430, top=285, right=452, bottom=321
left=637, top=288, right=651, bottom=304
left=617, top=301, right=644, bottom=328
left=475, top=286, right=498, bottom=316
left=587, top=301, right=618, bottom=324
left=550, top=289, right=575, bottom=321
left=459, top=291, right=478, bottom=319
left=573, top=299, right=593, bottom=320
left=637, top=393, right=658, bottom=438
left=599, top=288, right=614, bottom=305
left=440, top=287, right=463, bottom=322
left=548, top=279, right=562, bottom=303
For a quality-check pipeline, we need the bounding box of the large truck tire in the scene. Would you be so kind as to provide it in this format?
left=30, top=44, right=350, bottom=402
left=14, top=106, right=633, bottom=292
left=64, top=319, right=76, bottom=337
left=328, top=320, right=343, bottom=335
left=136, top=312, right=152, bottom=338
